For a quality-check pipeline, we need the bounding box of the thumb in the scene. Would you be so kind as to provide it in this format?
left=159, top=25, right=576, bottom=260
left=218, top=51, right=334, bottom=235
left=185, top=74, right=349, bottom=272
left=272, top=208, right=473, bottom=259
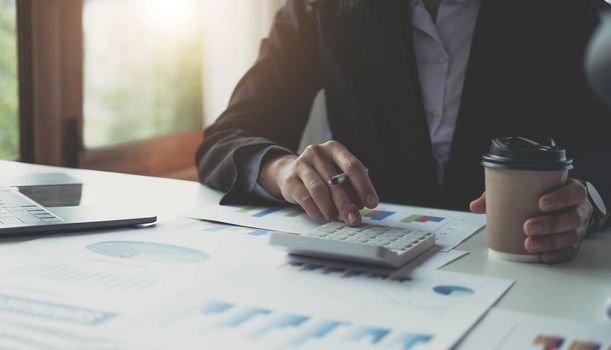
left=469, top=192, right=486, bottom=214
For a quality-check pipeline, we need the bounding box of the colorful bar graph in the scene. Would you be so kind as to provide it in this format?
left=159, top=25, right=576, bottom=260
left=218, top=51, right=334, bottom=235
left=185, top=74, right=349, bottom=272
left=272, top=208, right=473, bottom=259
left=237, top=206, right=286, bottom=217
left=239, top=205, right=304, bottom=217
left=196, top=299, right=441, bottom=349
left=534, top=335, right=565, bottom=350
left=287, top=261, right=305, bottom=268
left=217, top=307, right=271, bottom=328
left=322, top=266, right=348, bottom=274
left=248, top=229, right=270, bottom=236
left=401, top=214, right=445, bottom=224
left=369, top=273, right=391, bottom=280
left=569, top=341, right=602, bottom=350
left=286, top=210, right=305, bottom=217
left=252, top=207, right=284, bottom=218
left=290, top=320, right=346, bottom=347
left=238, top=206, right=259, bottom=213
left=284, top=261, right=410, bottom=283
left=342, top=270, right=365, bottom=278
left=201, top=301, right=234, bottom=315
left=392, top=333, right=433, bottom=350
left=390, top=276, right=412, bottom=283
left=347, top=327, right=390, bottom=344
left=360, top=209, right=395, bottom=221
left=302, top=263, right=325, bottom=272
left=416, top=216, right=432, bottom=223
left=203, top=224, right=270, bottom=236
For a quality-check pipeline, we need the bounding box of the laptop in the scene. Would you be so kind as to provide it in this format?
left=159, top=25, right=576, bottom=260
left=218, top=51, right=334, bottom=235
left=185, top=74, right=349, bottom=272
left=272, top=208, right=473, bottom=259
left=0, top=173, right=157, bottom=236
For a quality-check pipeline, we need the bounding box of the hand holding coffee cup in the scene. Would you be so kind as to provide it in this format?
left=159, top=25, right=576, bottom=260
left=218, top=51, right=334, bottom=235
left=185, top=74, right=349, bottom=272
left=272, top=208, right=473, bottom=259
left=470, top=137, right=593, bottom=264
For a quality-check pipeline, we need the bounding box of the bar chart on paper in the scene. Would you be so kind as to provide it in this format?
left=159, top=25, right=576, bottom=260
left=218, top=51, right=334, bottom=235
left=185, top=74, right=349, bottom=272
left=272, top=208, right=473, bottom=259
left=170, top=217, right=272, bottom=237
left=457, top=309, right=611, bottom=350
left=508, top=326, right=611, bottom=350
left=201, top=223, right=271, bottom=237
left=167, top=299, right=435, bottom=350
left=282, top=260, right=412, bottom=283
left=188, top=203, right=485, bottom=251
left=117, top=255, right=513, bottom=350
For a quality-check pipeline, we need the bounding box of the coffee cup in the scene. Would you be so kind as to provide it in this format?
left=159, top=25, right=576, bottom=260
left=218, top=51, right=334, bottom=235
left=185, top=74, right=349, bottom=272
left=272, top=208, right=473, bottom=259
left=482, top=137, right=573, bottom=262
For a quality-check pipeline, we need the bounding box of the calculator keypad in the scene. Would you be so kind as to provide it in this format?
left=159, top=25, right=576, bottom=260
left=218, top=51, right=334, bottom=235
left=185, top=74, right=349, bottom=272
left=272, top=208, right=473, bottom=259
left=307, top=222, right=434, bottom=253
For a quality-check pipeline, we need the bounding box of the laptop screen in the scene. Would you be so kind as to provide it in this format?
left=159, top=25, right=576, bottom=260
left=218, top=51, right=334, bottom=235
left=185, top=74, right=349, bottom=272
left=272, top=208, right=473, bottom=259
left=16, top=184, right=117, bottom=208
left=17, top=184, right=83, bottom=207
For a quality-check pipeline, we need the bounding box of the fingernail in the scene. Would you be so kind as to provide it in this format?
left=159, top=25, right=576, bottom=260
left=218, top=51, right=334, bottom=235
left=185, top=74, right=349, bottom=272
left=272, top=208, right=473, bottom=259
left=527, top=222, right=542, bottom=235
left=529, top=239, right=543, bottom=252
left=366, top=195, right=378, bottom=208
left=348, top=212, right=359, bottom=226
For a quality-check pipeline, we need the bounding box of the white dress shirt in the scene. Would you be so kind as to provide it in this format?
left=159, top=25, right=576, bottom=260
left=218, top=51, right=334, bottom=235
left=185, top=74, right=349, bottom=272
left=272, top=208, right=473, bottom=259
left=410, top=0, right=481, bottom=184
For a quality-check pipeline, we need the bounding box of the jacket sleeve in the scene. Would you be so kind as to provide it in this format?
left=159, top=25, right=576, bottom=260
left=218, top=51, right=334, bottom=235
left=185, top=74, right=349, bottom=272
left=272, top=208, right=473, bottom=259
left=566, top=0, right=611, bottom=229
left=195, top=0, right=323, bottom=205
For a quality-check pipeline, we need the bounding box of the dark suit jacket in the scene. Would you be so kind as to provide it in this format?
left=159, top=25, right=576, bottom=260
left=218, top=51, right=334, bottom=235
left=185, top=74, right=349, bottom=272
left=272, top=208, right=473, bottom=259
left=196, top=0, right=611, bottom=212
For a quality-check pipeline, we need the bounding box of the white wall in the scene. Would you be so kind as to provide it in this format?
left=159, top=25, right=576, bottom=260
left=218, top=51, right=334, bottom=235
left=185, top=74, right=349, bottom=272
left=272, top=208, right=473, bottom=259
left=201, top=0, right=331, bottom=152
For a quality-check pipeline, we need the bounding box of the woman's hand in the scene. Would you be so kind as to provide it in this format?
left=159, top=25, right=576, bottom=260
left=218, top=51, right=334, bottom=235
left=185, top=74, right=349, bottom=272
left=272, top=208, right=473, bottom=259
left=259, top=140, right=379, bottom=226
left=470, top=179, right=593, bottom=264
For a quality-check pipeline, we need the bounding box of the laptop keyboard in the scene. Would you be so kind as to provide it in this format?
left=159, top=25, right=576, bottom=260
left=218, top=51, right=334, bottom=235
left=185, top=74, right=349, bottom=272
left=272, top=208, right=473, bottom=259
left=0, top=187, right=63, bottom=226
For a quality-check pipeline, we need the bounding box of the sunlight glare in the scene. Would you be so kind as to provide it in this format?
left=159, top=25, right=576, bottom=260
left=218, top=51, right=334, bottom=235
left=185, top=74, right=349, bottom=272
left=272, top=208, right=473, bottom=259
left=144, top=0, right=197, bottom=36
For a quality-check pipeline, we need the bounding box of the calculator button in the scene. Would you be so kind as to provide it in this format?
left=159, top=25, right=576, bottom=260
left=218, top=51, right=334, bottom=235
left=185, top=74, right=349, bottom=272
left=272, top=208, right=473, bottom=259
left=289, top=222, right=436, bottom=267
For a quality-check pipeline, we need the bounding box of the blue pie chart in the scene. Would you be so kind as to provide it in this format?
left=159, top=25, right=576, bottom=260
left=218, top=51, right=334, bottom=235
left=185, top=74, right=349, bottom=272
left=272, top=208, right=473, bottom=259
left=433, top=285, right=475, bottom=296
left=86, top=241, right=209, bottom=264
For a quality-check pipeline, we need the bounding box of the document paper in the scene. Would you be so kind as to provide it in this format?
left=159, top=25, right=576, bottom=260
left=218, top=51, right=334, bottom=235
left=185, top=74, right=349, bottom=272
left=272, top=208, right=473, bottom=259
left=0, top=218, right=500, bottom=350
left=108, top=252, right=513, bottom=349
left=187, top=202, right=485, bottom=251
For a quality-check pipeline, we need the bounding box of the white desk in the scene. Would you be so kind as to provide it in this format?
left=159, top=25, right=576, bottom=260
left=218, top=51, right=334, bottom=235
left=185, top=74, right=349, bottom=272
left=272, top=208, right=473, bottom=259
left=2, top=160, right=610, bottom=325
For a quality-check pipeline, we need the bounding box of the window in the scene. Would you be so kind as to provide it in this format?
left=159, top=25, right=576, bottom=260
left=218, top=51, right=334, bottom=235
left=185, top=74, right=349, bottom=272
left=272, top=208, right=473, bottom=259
left=0, top=0, right=18, bottom=160
left=16, top=0, right=204, bottom=179
left=83, top=0, right=203, bottom=148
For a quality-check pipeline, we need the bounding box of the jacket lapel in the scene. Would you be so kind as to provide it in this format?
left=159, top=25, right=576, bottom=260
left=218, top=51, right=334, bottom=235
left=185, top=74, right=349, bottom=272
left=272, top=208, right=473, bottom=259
left=349, top=0, right=440, bottom=205
left=441, top=0, right=501, bottom=208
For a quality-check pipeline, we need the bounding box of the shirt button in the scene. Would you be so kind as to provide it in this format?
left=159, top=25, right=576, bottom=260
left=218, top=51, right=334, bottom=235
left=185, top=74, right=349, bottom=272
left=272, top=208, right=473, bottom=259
left=438, top=55, right=447, bottom=64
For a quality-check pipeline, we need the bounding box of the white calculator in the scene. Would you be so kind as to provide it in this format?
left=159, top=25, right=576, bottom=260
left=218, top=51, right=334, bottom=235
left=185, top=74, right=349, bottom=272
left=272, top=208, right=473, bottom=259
left=269, top=221, right=436, bottom=268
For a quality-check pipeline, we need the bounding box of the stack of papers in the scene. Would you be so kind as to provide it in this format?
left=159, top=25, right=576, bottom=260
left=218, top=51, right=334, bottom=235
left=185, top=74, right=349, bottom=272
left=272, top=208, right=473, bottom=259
left=0, top=217, right=512, bottom=349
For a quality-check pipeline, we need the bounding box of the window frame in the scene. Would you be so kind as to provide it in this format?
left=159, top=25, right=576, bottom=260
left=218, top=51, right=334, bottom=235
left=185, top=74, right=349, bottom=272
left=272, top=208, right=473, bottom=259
left=16, top=0, right=203, bottom=180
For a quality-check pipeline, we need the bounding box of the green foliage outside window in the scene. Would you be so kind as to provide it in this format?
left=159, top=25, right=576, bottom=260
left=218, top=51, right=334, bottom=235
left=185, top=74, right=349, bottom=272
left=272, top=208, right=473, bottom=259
left=0, top=0, right=18, bottom=159
left=83, top=0, right=203, bottom=148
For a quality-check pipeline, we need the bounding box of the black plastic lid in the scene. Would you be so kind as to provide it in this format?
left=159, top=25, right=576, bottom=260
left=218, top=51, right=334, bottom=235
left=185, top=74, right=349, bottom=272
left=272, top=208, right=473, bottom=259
left=481, top=137, right=573, bottom=171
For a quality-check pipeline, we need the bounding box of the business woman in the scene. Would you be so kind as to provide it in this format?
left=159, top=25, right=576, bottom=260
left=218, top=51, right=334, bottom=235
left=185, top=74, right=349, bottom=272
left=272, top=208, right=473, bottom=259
left=196, top=0, right=611, bottom=263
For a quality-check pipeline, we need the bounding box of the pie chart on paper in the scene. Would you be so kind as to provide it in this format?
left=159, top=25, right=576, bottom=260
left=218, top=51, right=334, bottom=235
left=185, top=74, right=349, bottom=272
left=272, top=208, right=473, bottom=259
left=86, top=241, right=209, bottom=264
left=432, top=285, right=475, bottom=296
